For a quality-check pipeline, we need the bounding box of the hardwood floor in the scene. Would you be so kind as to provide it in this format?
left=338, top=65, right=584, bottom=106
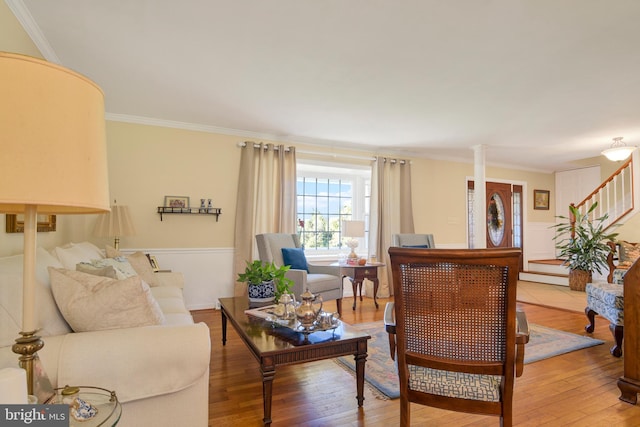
left=192, top=296, right=640, bottom=426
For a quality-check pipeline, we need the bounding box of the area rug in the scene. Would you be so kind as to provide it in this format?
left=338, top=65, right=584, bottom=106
left=336, top=321, right=604, bottom=400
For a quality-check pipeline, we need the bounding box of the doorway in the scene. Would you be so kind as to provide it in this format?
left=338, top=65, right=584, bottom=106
left=468, top=181, right=523, bottom=268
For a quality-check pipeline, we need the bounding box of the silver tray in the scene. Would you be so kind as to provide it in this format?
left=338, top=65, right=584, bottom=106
left=265, top=315, right=340, bottom=335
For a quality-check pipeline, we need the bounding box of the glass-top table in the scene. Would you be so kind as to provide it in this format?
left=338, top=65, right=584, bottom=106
left=47, top=386, right=121, bottom=426
left=219, top=296, right=371, bottom=426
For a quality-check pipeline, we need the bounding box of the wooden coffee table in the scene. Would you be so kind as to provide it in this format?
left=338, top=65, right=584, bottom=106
left=219, top=297, right=371, bottom=426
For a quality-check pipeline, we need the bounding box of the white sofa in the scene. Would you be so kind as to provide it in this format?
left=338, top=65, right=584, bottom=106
left=0, top=242, right=211, bottom=427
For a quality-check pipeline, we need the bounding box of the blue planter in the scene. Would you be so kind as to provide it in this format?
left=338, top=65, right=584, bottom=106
left=248, top=280, right=276, bottom=303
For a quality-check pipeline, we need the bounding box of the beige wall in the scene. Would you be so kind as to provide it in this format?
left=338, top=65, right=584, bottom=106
left=411, top=158, right=556, bottom=245
left=0, top=1, right=42, bottom=58
left=104, top=121, right=242, bottom=249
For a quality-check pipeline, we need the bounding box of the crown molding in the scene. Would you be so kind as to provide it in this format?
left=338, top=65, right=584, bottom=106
left=6, top=0, right=60, bottom=63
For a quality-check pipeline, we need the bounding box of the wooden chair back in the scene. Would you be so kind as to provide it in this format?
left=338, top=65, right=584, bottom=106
left=388, top=247, right=523, bottom=426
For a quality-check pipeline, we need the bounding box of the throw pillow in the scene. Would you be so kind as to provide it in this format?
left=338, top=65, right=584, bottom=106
left=105, top=245, right=121, bottom=258
left=619, top=241, right=640, bottom=267
left=76, top=263, right=117, bottom=279
left=54, top=242, right=105, bottom=270
left=49, top=268, right=164, bottom=332
left=86, top=257, right=138, bottom=280
left=127, top=251, right=159, bottom=287
left=281, top=247, right=309, bottom=271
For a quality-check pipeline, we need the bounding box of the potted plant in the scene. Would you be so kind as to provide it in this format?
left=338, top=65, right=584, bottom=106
left=237, top=260, right=294, bottom=303
left=552, top=202, right=618, bottom=291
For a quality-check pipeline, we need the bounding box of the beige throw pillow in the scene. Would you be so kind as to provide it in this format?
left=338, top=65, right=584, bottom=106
left=105, top=245, right=121, bottom=258
left=49, top=268, right=165, bottom=332
left=127, top=251, right=159, bottom=287
left=87, top=257, right=138, bottom=280
left=76, top=263, right=118, bottom=279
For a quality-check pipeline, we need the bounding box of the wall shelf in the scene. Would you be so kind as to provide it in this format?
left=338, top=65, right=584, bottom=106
left=157, top=206, right=221, bottom=222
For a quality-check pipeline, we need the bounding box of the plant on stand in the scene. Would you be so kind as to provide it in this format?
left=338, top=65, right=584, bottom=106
left=552, top=202, right=618, bottom=291
left=237, top=260, right=294, bottom=303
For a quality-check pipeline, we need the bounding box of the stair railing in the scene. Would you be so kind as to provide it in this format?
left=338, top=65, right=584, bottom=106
left=571, top=157, right=634, bottom=231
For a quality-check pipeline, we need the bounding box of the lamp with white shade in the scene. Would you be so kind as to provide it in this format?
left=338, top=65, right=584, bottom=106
left=602, top=137, right=636, bottom=161
left=0, top=53, right=110, bottom=398
left=342, top=220, right=365, bottom=260
left=94, top=203, right=136, bottom=250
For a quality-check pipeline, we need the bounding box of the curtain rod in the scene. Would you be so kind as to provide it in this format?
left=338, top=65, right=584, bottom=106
left=237, top=142, right=410, bottom=163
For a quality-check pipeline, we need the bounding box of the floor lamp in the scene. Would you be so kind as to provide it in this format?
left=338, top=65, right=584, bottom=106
left=0, top=53, right=110, bottom=398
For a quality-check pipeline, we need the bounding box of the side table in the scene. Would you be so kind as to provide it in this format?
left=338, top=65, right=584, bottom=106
left=336, top=263, right=385, bottom=310
left=47, top=386, right=121, bottom=426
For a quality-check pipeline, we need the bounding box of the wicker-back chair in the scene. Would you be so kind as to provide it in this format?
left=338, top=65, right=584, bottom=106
left=386, top=247, right=529, bottom=426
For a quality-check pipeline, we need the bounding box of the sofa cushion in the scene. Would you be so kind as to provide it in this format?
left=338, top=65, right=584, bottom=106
left=408, top=364, right=501, bottom=402
left=307, top=273, right=341, bottom=293
left=49, top=268, right=165, bottom=332
left=150, top=286, right=189, bottom=315
left=53, top=242, right=104, bottom=270
left=281, top=247, right=309, bottom=272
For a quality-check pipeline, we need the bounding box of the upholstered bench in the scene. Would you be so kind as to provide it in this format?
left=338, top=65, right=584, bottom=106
left=585, top=281, right=624, bottom=357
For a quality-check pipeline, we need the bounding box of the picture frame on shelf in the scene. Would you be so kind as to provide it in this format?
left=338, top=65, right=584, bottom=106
left=164, top=196, right=190, bottom=212
left=534, top=189, right=550, bottom=210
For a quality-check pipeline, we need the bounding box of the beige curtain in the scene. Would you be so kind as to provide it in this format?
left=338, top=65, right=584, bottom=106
left=368, top=157, right=414, bottom=297
left=233, top=142, right=297, bottom=295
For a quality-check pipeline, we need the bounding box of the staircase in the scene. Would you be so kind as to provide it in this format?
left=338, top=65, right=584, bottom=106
left=520, top=259, right=570, bottom=286
left=521, top=151, right=639, bottom=286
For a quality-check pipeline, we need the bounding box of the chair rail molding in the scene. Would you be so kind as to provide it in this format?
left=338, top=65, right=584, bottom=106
left=122, top=247, right=234, bottom=310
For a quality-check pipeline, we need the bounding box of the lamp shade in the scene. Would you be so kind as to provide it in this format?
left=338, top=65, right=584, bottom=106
left=0, top=53, right=110, bottom=214
left=342, top=220, right=365, bottom=238
left=94, top=205, right=136, bottom=246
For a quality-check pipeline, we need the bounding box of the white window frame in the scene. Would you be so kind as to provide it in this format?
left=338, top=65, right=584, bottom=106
left=297, top=160, right=371, bottom=261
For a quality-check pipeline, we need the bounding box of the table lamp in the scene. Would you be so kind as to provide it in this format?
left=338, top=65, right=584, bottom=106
left=0, top=53, right=110, bottom=396
left=342, top=220, right=365, bottom=260
left=94, top=203, right=136, bottom=250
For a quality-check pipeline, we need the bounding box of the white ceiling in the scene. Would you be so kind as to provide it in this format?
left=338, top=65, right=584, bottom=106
left=9, top=0, right=640, bottom=172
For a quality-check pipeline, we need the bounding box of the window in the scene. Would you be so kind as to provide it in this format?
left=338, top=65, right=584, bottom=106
left=296, top=161, right=370, bottom=255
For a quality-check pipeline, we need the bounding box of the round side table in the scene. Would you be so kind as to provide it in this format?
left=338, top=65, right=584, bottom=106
left=47, top=386, right=121, bottom=426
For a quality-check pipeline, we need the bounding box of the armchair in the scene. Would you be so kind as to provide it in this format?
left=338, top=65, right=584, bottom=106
left=255, top=233, right=343, bottom=315
left=391, top=233, right=435, bottom=248
left=386, top=247, right=528, bottom=427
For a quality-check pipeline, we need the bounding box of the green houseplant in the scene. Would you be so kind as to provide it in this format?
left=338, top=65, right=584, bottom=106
left=552, top=202, right=618, bottom=291
left=237, top=260, right=294, bottom=303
